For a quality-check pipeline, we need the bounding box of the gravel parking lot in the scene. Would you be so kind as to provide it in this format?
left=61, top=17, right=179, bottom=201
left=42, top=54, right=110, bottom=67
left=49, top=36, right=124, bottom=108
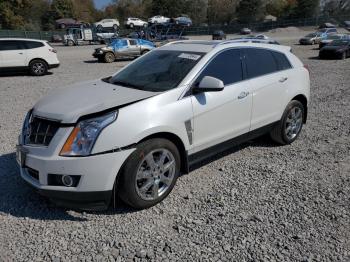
left=0, top=29, right=349, bottom=261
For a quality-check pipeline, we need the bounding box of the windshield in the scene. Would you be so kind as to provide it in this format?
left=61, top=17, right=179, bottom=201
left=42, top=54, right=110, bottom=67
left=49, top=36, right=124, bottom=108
left=328, top=35, right=341, bottom=40
left=331, top=40, right=349, bottom=46
left=110, top=50, right=204, bottom=92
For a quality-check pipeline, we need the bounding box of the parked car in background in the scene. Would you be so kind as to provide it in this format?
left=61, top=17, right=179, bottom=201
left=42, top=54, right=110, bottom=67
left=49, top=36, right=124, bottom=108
left=174, top=16, right=192, bottom=26
left=319, top=22, right=336, bottom=29
left=317, top=27, right=337, bottom=36
left=55, top=18, right=83, bottom=29
left=94, top=19, right=120, bottom=30
left=319, top=34, right=349, bottom=49
left=17, top=41, right=310, bottom=210
left=319, top=39, right=350, bottom=59
left=0, top=38, right=59, bottom=76
left=254, top=34, right=269, bottom=40
left=51, top=34, right=63, bottom=43
left=125, top=18, right=148, bottom=28
left=299, top=32, right=323, bottom=45
left=212, top=30, right=226, bottom=40
left=240, top=28, right=252, bottom=35
left=93, top=38, right=155, bottom=63
left=148, top=15, right=170, bottom=24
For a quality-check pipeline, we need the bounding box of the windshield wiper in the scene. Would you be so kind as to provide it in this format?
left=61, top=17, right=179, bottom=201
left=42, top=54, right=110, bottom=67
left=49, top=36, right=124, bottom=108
left=112, top=80, right=143, bottom=90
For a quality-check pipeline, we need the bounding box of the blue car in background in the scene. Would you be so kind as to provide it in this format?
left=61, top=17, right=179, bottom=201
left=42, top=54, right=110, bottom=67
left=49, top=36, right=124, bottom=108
left=93, top=38, right=155, bottom=63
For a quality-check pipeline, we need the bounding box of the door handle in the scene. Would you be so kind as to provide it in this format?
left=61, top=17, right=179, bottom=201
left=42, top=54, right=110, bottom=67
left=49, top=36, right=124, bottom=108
left=279, top=77, right=288, bottom=83
left=238, top=91, right=249, bottom=99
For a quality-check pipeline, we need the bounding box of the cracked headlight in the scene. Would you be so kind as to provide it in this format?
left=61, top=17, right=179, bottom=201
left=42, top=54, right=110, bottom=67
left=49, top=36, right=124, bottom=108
left=60, top=111, right=117, bottom=156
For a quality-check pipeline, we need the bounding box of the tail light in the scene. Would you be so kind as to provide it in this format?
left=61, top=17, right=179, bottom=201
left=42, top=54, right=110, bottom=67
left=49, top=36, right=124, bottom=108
left=49, top=48, right=57, bottom=53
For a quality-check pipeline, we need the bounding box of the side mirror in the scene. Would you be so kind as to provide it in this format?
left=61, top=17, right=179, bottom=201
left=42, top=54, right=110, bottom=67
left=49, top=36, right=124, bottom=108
left=193, top=76, right=225, bottom=93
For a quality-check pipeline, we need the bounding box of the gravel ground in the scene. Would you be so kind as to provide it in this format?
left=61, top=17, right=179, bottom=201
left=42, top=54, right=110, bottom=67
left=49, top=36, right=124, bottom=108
left=0, top=30, right=349, bottom=262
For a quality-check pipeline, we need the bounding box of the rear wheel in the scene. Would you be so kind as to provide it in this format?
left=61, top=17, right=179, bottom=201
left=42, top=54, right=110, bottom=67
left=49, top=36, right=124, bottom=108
left=118, top=138, right=180, bottom=209
left=113, top=24, right=118, bottom=30
left=141, top=50, right=150, bottom=55
left=270, top=100, right=305, bottom=145
left=129, top=23, right=134, bottom=28
left=29, top=59, right=48, bottom=76
left=104, top=52, right=115, bottom=63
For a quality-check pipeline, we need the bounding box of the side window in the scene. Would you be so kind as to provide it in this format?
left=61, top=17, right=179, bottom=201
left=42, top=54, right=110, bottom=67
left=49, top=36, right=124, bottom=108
left=129, top=39, right=137, bottom=46
left=196, top=49, right=243, bottom=86
left=244, top=48, right=278, bottom=78
left=0, top=40, right=25, bottom=51
left=24, top=41, right=44, bottom=49
left=271, top=51, right=292, bottom=71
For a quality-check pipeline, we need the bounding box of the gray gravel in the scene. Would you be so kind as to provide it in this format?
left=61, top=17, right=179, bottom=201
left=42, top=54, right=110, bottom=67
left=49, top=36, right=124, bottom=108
left=0, top=31, right=349, bottom=261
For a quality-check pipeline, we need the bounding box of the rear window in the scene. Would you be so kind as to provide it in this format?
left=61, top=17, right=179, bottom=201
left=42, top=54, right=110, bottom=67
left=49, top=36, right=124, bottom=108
left=24, top=41, right=44, bottom=49
left=244, top=48, right=278, bottom=78
left=271, top=51, right=292, bottom=70
left=0, top=40, right=25, bottom=51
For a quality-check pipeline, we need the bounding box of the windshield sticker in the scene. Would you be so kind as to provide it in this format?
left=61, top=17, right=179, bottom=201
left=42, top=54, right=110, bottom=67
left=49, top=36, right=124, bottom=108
left=178, top=53, right=201, bottom=61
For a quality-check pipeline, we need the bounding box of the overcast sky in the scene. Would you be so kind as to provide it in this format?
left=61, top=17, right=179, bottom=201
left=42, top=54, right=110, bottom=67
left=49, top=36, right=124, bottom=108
left=93, top=0, right=113, bottom=9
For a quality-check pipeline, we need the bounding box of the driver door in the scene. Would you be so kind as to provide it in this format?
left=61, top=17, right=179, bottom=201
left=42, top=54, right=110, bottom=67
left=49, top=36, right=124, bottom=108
left=190, top=48, right=253, bottom=153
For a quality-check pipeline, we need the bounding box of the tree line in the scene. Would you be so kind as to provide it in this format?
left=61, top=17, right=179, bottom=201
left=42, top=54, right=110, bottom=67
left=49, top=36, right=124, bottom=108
left=0, top=0, right=349, bottom=31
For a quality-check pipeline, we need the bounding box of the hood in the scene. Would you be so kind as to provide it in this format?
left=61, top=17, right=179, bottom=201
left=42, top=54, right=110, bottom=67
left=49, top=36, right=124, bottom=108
left=33, top=79, right=157, bottom=124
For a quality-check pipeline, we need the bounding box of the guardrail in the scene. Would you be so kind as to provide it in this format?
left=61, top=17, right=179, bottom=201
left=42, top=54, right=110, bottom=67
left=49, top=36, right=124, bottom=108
left=0, top=30, right=64, bottom=41
left=0, top=15, right=349, bottom=41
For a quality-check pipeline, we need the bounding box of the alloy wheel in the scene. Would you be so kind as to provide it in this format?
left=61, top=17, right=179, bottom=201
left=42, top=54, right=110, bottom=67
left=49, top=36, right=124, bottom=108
left=135, top=149, right=176, bottom=201
left=285, top=107, right=303, bottom=140
left=32, top=62, right=45, bottom=75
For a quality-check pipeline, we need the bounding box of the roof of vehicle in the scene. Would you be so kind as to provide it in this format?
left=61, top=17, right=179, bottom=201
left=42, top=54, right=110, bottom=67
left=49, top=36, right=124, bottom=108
left=160, top=40, right=290, bottom=53
left=0, top=38, right=47, bottom=43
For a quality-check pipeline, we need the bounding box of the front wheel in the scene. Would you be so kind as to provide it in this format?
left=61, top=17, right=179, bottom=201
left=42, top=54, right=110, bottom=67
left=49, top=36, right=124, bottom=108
left=270, top=100, right=305, bottom=145
left=104, top=52, right=115, bottom=63
left=29, top=60, right=48, bottom=76
left=118, top=138, right=180, bottom=209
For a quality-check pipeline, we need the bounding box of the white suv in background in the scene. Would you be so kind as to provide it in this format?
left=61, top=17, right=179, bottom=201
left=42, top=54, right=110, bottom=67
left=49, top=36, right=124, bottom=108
left=124, top=17, right=148, bottom=28
left=0, top=38, right=59, bottom=76
left=148, top=15, right=170, bottom=24
left=17, top=41, right=310, bottom=210
left=94, top=19, right=120, bottom=30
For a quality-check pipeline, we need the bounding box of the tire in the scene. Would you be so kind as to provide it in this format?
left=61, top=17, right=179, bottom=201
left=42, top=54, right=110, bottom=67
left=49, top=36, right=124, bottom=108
left=143, top=23, right=147, bottom=28
left=113, top=24, right=118, bottom=30
left=97, top=25, right=103, bottom=31
left=118, top=138, right=181, bottom=209
left=129, top=23, right=134, bottom=28
left=29, top=59, right=48, bottom=76
left=270, top=100, right=305, bottom=145
left=67, top=40, right=75, bottom=46
left=104, top=52, right=115, bottom=63
left=60, top=24, right=66, bottom=29
left=141, top=49, right=150, bottom=55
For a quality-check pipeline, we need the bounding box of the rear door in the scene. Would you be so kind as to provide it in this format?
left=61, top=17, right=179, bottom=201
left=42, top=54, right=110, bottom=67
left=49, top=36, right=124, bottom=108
left=243, top=48, right=293, bottom=131
left=0, top=40, right=27, bottom=68
left=191, top=48, right=253, bottom=153
left=128, top=39, right=140, bottom=55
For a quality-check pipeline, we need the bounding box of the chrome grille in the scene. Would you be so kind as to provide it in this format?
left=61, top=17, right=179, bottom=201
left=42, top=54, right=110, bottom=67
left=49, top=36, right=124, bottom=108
left=24, top=116, right=60, bottom=146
